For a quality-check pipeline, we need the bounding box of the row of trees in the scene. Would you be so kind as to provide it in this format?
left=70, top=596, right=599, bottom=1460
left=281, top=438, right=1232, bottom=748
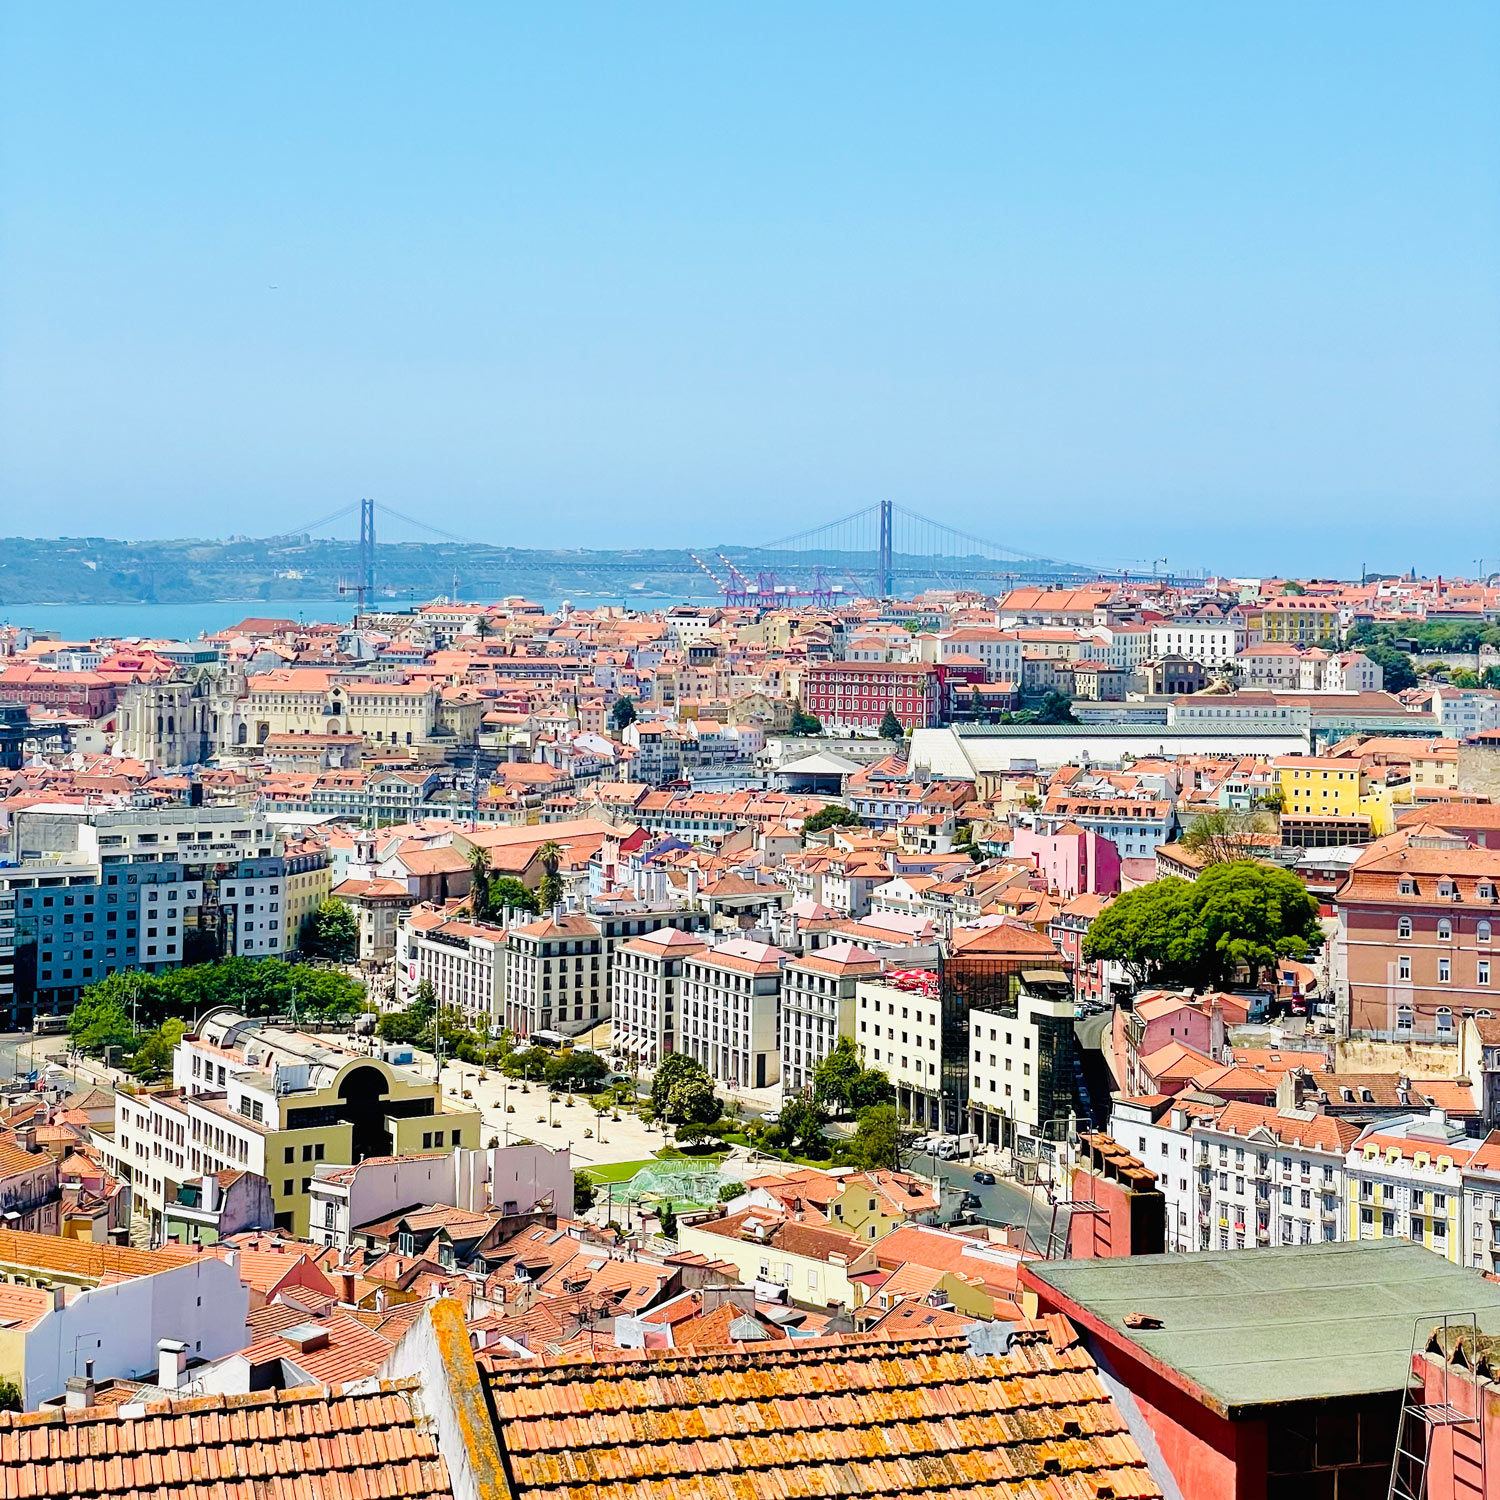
left=70, top=958, right=367, bottom=1044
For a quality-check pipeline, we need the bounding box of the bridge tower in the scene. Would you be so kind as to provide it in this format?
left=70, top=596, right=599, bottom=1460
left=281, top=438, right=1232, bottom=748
left=359, top=497, right=376, bottom=599
left=877, top=498, right=894, bottom=597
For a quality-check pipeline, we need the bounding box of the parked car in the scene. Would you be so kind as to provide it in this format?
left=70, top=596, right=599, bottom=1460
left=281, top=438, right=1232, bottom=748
left=972, top=1170, right=996, bottom=1186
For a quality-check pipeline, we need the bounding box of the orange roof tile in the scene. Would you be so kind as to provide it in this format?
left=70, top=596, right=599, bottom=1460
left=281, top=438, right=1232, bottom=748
left=0, top=1379, right=452, bottom=1499
left=482, top=1325, right=1161, bottom=1500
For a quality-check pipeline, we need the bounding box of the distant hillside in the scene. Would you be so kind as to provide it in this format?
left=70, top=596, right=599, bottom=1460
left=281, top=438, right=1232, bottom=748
left=0, top=536, right=1088, bottom=605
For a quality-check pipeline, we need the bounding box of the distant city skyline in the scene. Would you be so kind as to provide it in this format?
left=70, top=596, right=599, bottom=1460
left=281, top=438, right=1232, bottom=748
left=1, top=5, right=1497, bottom=575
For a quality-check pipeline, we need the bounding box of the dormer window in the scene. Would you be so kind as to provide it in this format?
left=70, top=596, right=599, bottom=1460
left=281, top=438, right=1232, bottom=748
left=1400, top=879, right=1416, bottom=895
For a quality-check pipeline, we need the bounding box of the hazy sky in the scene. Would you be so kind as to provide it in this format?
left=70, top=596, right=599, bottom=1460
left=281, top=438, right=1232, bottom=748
left=2, top=5, right=1497, bottom=575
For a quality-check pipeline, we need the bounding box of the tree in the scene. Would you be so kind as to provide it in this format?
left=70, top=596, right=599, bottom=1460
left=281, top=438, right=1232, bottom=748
left=665, top=1072, right=721, bottom=1127
left=1282, top=581, right=1306, bottom=595
left=802, top=804, right=862, bottom=839
left=468, top=848, right=493, bottom=921
left=489, top=876, right=539, bottom=916
left=130, top=1018, right=185, bottom=1081
left=537, top=840, right=564, bottom=913
left=766, top=1094, right=829, bottom=1158
left=878, top=706, right=904, bottom=741
left=845, top=1103, right=899, bottom=1171
left=1080, top=877, right=1204, bottom=990
left=501, top=1045, right=552, bottom=1081
left=657, top=1201, right=678, bottom=1240
left=1083, top=862, right=1323, bottom=990
left=1034, top=691, right=1078, bottom=725
left=1368, top=642, right=1410, bottom=693
left=610, top=696, right=638, bottom=732
left=1451, top=668, right=1481, bottom=688
left=377, top=984, right=434, bottom=1046
left=788, top=699, right=823, bottom=736
left=573, top=1170, right=596, bottom=1216
left=1190, top=861, right=1323, bottom=988
left=813, top=1037, right=863, bottom=1113
left=69, top=991, right=134, bottom=1054
left=0, top=1379, right=19, bottom=1413
left=812, top=1036, right=891, bottom=1115
left=1179, top=809, right=1276, bottom=866
left=650, top=1053, right=703, bottom=1117
left=305, top=898, right=359, bottom=961
left=545, top=1049, right=610, bottom=1092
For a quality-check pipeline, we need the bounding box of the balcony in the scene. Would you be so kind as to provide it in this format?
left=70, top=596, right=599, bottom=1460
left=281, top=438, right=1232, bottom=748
left=1198, top=1180, right=1211, bottom=1198
left=1252, top=1162, right=1271, bottom=1181
left=1193, top=1145, right=1210, bottom=1167
left=1256, top=1227, right=1270, bottom=1245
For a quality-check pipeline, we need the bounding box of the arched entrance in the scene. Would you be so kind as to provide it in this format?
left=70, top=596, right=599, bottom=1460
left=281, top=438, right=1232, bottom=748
left=338, top=1065, right=392, bottom=1160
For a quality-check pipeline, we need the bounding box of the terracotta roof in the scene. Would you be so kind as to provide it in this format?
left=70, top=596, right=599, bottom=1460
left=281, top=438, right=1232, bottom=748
left=482, top=1326, right=1160, bottom=1500
left=0, top=1380, right=451, bottom=1499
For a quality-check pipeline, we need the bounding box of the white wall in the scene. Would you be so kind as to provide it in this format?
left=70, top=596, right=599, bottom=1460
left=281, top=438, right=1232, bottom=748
left=22, top=1254, right=249, bottom=1408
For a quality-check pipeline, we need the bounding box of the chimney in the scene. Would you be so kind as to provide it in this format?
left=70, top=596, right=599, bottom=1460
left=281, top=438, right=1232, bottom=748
left=63, top=1361, right=95, bottom=1410
left=157, top=1339, right=187, bottom=1393
left=14, top=1128, right=35, bottom=1154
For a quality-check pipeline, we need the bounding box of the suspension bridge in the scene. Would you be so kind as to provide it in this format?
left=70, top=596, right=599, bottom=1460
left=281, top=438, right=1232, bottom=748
left=261, top=497, right=1207, bottom=607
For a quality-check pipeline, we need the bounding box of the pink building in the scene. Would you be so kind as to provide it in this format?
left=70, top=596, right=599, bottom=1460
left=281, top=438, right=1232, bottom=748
left=1009, top=822, right=1122, bottom=899
left=1118, top=991, right=1230, bottom=1094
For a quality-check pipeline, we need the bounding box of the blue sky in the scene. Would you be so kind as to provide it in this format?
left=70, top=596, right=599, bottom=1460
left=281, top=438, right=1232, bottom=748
left=1, top=4, right=1497, bottom=575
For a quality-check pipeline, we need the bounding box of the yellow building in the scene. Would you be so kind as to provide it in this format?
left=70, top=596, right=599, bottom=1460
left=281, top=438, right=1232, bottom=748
left=245, top=668, right=440, bottom=747
left=102, top=1008, right=481, bottom=1239
left=1345, top=1122, right=1473, bottom=1264
left=1273, top=755, right=1394, bottom=838
left=1253, top=598, right=1341, bottom=646
left=282, top=842, right=333, bottom=950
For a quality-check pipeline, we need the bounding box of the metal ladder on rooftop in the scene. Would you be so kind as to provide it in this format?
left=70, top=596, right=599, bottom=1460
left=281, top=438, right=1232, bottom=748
left=1389, top=1313, right=1487, bottom=1500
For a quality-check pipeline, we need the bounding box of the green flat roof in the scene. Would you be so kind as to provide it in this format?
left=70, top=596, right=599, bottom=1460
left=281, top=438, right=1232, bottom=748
left=1026, top=1240, right=1500, bottom=1417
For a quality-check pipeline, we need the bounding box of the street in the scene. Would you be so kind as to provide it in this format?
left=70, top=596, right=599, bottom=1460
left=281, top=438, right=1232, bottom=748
left=0, top=1031, right=90, bottom=1093
left=902, top=1147, right=1072, bottom=1254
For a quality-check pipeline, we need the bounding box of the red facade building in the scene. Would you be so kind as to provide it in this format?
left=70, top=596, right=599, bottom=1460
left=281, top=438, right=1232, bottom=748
left=802, top=661, right=946, bottom=732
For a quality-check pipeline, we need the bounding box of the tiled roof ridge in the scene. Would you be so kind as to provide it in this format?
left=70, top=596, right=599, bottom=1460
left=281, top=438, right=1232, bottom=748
left=0, top=1375, right=424, bottom=1429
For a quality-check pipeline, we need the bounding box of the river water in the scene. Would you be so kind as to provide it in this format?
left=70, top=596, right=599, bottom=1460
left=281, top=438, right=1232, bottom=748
left=2, top=592, right=722, bottom=641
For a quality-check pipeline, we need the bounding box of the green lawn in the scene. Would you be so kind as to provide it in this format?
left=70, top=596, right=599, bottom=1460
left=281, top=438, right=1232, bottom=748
left=585, top=1158, right=658, bottom=1184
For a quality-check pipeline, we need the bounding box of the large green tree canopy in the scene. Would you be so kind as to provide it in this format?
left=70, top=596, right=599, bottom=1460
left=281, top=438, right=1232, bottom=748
left=1082, top=861, right=1322, bottom=990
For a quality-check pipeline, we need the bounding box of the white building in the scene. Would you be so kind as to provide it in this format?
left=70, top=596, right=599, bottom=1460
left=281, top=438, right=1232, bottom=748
left=780, top=942, right=883, bottom=1097
left=502, top=914, right=605, bottom=1040
left=307, top=1143, right=571, bottom=1251
left=1150, top=623, right=1238, bottom=669
left=1432, top=686, right=1500, bottom=741
left=400, top=913, right=509, bottom=1030
left=923, top=628, right=1023, bottom=685
left=855, top=970, right=944, bottom=1130
left=1110, top=1097, right=1355, bottom=1254
left=610, top=927, right=706, bottom=1068
left=966, top=979, right=1076, bottom=1147
left=679, top=938, right=785, bottom=1090
left=17, top=1254, right=249, bottom=1410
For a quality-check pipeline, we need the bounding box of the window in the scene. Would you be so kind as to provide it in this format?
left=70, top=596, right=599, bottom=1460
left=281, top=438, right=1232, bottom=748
left=1481, top=960, right=1491, bottom=987
left=1399, top=956, right=1411, bottom=982
left=1398, top=917, right=1413, bottom=939
left=1440, top=958, right=1452, bottom=984
left=1439, top=919, right=1453, bottom=942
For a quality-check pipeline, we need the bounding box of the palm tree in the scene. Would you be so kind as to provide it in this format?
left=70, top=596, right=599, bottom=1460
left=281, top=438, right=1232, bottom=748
left=468, top=846, right=493, bottom=921
left=536, top=840, right=564, bottom=914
